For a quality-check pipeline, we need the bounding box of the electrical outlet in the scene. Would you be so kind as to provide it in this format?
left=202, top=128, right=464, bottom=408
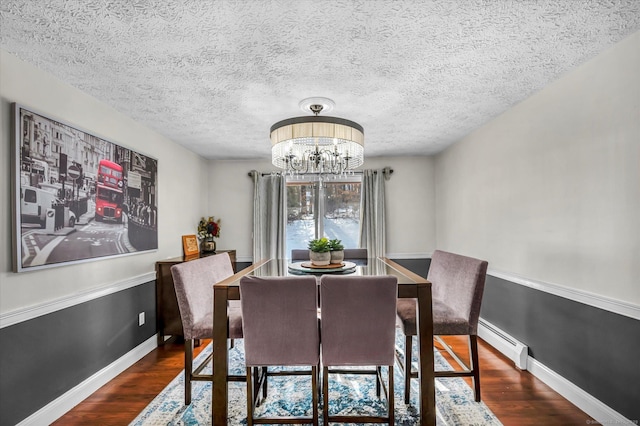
left=138, top=312, right=145, bottom=326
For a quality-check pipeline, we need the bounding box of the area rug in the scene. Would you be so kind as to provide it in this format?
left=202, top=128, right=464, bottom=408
left=131, top=331, right=502, bottom=425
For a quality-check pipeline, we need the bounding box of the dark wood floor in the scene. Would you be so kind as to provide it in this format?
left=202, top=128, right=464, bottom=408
left=53, top=336, right=593, bottom=425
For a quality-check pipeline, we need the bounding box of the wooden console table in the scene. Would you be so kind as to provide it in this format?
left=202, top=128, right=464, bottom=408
left=155, top=249, right=236, bottom=345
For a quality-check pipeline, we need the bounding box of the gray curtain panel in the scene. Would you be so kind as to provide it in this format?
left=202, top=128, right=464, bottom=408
left=251, top=171, right=286, bottom=262
left=359, top=169, right=386, bottom=258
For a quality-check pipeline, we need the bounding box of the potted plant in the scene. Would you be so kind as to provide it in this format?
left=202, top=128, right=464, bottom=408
left=308, top=237, right=331, bottom=266
left=329, top=238, right=344, bottom=264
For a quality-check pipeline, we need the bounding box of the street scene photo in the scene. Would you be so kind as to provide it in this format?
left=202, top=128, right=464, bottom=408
left=14, top=105, right=158, bottom=271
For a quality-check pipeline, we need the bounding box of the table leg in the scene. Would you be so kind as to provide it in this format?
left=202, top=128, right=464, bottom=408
left=213, top=287, right=230, bottom=426
left=417, top=282, right=436, bottom=425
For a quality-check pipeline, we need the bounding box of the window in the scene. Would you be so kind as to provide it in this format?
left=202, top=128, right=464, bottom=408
left=24, top=188, right=37, bottom=203
left=286, top=175, right=361, bottom=255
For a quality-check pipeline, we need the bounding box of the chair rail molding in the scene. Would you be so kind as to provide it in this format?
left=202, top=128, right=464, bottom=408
left=0, top=272, right=156, bottom=328
left=488, top=269, right=640, bottom=321
left=384, top=252, right=432, bottom=260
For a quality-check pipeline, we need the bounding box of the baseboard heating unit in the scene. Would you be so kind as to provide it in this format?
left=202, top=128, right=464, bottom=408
left=477, top=319, right=528, bottom=370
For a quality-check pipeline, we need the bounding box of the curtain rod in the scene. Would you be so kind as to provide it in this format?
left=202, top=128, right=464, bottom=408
left=248, top=167, right=394, bottom=178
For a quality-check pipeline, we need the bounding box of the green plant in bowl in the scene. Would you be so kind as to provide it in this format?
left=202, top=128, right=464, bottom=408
left=308, top=237, right=331, bottom=253
left=328, top=239, right=344, bottom=251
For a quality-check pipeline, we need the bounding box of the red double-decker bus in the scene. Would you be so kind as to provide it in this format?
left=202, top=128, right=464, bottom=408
left=95, top=159, right=124, bottom=223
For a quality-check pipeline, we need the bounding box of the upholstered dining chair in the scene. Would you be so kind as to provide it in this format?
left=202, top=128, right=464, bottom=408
left=343, top=248, right=368, bottom=265
left=396, top=250, right=488, bottom=404
left=291, top=249, right=308, bottom=260
left=343, top=248, right=368, bottom=259
left=240, top=275, right=320, bottom=426
left=170, top=252, right=242, bottom=405
left=320, top=275, right=398, bottom=424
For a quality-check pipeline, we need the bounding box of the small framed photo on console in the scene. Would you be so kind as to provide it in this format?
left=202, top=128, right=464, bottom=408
left=182, top=234, right=199, bottom=258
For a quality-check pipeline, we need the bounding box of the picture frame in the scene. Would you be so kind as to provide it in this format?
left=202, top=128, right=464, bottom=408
left=182, top=234, right=200, bottom=258
left=12, top=103, right=158, bottom=272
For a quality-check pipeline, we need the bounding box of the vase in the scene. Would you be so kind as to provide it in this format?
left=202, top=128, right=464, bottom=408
left=202, top=237, right=216, bottom=253
left=309, top=250, right=331, bottom=266
left=330, top=250, right=344, bottom=264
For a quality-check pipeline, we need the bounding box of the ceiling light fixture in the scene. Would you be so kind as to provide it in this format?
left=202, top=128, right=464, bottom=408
left=270, top=97, right=364, bottom=178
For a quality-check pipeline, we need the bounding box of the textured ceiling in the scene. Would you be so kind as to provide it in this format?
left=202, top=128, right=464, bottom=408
left=1, top=1, right=639, bottom=161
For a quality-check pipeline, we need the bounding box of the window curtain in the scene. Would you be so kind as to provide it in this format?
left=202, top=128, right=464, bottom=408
left=251, top=171, right=286, bottom=262
left=359, top=168, right=389, bottom=258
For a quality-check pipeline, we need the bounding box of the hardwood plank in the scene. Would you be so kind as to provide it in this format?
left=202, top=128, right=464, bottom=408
left=53, top=336, right=594, bottom=425
left=439, top=335, right=595, bottom=426
left=52, top=338, right=210, bottom=426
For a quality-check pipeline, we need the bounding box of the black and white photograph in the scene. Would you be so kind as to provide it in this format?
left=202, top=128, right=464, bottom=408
left=13, top=104, right=158, bottom=271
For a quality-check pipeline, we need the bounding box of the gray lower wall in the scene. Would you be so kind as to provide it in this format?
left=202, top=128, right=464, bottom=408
left=391, top=258, right=431, bottom=279
left=481, top=275, right=640, bottom=421
left=0, top=281, right=157, bottom=425
left=236, top=261, right=252, bottom=271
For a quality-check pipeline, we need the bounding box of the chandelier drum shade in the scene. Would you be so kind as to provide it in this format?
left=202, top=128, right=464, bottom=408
left=270, top=99, right=364, bottom=176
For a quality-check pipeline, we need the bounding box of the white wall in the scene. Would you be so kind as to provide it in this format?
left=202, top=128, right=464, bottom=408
left=434, top=31, right=640, bottom=305
left=366, top=156, right=436, bottom=258
left=0, top=51, right=209, bottom=314
left=208, top=156, right=436, bottom=262
left=206, top=159, right=273, bottom=261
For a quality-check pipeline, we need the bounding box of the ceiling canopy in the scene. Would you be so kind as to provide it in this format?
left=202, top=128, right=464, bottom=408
left=1, top=1, right=639, bottom=160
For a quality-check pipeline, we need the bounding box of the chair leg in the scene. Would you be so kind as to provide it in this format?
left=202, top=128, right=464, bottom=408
left=252, top=367, right=260, bottom=403
left=388, top=364, right=395, bottom=425
left=404, top=335, right=412, bottom=404
left=469, top=335, right=481, bottom=402
left=322, top=366, right=329, bottom=425
left=317, top=364, right=322, bottom=406
left=246, top=367, right=254, bottom=426
left=184, top=339, right=193, bottom=405
left=312, top=365, right=319, bottom=426
left=262, top=366, right=268, bottom=399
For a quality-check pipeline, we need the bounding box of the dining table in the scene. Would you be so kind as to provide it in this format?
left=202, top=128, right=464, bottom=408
left=212, top=256, right=436, bottom=425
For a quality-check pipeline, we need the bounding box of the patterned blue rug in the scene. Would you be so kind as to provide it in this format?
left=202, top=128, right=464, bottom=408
left=131, top=331, right=502, bottom=425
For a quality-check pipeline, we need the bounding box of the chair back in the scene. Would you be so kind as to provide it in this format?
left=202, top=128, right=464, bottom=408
left=320, top=275, right=398, bottom=366
left=427, top=250, right=488, bottom=333
left=240, top=276, right=320, bottom=366
left=343, top=248, right=368, bottom=259
left=170, top=253, right=234, bottom=340
left=291, top=249, right=308, bottom=260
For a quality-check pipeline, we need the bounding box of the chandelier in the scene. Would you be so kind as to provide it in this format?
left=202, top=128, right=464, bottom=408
left=270, top=98, right=364, bottom=178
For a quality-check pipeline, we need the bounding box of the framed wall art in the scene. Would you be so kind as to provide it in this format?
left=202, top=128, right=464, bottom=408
left=12, top=103, right=158, bottom=272
left=182, top=234, right=199, bottom=258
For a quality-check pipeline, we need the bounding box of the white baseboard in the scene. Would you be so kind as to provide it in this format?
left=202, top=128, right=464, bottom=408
left=479, top=318, right=634, bottom=425
left=526, top=357, right=635, bottom=425
left=17, top=335, right=158, bottom=426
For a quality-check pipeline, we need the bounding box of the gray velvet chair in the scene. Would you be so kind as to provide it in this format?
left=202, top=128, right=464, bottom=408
left=291, top=249, right=308, bottom=260
left=343, top=248, right=368, bottom=259
left=396, top=250, right=488, bottom=404
left=170, top=252, right=242, bottom=405
left=240, top=275, right=320, bottom=426
left=320, top=275, right=397, bottom=424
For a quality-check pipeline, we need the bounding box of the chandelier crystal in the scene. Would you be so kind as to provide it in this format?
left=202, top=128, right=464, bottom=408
left=270, top=98, right=364, bottom=178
